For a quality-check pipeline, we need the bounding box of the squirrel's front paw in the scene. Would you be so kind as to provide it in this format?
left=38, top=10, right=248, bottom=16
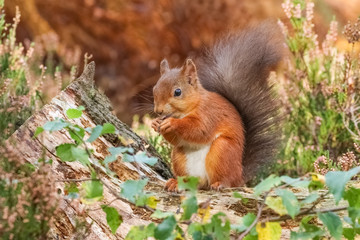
left=159, top=118, right=176, bottom=134
left=165, top=178, right=179, bottom=192
left=151, top=118, right=162, bottom=133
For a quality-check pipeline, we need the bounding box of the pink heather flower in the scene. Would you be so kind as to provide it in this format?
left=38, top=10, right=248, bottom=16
left=294, top=4, right=302, bottom=19
left=306, top=1, right=314, bottom=21
left=277, top=19, right=288, bottom=37
left=282, top=0, right=294, bottom=19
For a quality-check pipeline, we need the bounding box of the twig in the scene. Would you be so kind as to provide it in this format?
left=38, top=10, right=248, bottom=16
left=237, top=191, right=270, bottom=240
left=55, top=178, right=99, bottom=182
left=265, top=205, right=348, bottom=223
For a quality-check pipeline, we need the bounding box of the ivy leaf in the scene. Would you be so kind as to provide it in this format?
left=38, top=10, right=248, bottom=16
left=55, top=143, right=90, bottom=166
left=325, top=166, right=360, bottom=204
left=33, top=127, right=44, bottom=138
left=101, top=205, right=123, bottom=234
left=154, top=216, right=177, bottom=240
left=256, top=222, right=282, bottom=240
left=87, top=125, right=103, bottom=143
left=178, top=176, right=199, bottom=195
left=318, top=212, right=343, bottom=240
left=301, top=192, right=319, bottom=205
left=265, top=197, right=287, bottom=216
left=101, top=123, right=116, bottom=134
left=66, top=108, right=83, bottom=119
left=83, top=179, right=103, bottom=200
left=254, top=175, right=281, bottom=196
left=276, top=189, right=300, bottom=219
left=43, top=119, right=69, bottom=132
left=181, top=196, right=198, bottom=220
left=120, top=179, right=148, bottom=203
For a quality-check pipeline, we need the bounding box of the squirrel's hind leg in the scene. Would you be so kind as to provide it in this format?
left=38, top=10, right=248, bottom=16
left=205, top=137, right=244, bottom=188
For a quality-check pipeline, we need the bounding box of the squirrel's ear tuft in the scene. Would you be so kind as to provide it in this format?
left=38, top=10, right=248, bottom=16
left=160, top=59, right=170, bottom=75
left=182, top=58, right=198, bottom=86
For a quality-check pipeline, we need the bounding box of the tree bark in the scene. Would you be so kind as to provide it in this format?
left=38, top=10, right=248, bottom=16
left=7, top=62, right=352, bottom=239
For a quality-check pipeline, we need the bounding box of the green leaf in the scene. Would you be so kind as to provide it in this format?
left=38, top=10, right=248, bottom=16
left=276, top=189, right=300, bottom=218
left=207, top=212, right=230, bottom=240
left=66, top=108, right=83, bottom=119
left=87, top=125, right=103, bottom=143
left=254, top=175, right=282, bottom=196
left=266, top=196, right=288, bottom=216
left=83, top=179, right=103, bottom=200
left=178, top=176, right=199, bottom=195
left=43, top=119, right=69, bottom=132
left=33, top=127, right=44, bottom=138
left=101, top=123, right=116, bottom=134
left=188, top=222, right=203, bottom=240
left=55, top=143, right=90, bottom=166
left=318, top=212, right=342, bottom=240
left=64, top=182, right=79, bottom=199
left=101, top=205, right=123, bottom=234
left=344, top=187, right=360, bottom=208
left=104, top=147, right=134, bottom=165
left=68, top=125, right=85, bottom=145
left=126, top=223, right=155, bottom=240
left=280, top=176, right=310, bottom=188
left=233, top=192, right=249, bottom=203
left=133, top=151, right=158, bottom=166
left=181, top=196, right=198, bottom=220
left=120, top=179, right=148, bottom=203
left=233, top=213, right=257, bottom=233
left=151, top=210, right=174, bottom=219
left=154, top=216, right=177, bottom=240
left=301, top=192, right=319, bottom=204
left=325, top=166, right=360, bottom=204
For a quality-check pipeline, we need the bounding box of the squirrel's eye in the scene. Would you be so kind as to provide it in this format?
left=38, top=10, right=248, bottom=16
left=174, top=88, right=182, bottom=97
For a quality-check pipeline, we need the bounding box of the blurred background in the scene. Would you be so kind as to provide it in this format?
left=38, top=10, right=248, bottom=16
left=4, top=0, right=360, bottom=123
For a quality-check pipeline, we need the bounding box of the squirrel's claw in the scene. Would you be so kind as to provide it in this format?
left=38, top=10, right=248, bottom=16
left=165, top=178, right=179, bottom=192
left=151, top=118, right=162, bottom=132
left=159, top=118, right=174, bottom=134
left=210, top=182, right=224, bottom=191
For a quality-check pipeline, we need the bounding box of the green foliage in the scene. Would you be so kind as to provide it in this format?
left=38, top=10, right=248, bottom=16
left=275, top=189, right=300, bottom=218
left=254, top=175, right=281, bottom=196
left=325, top=166, right=360, bottom=204
left=56, top=143, right=90, bottom=166
left=177, top=176, right=200, bottom=195
left=101, top=205, right=123, bottom=234
left=319, top=212, right=343, bottom=240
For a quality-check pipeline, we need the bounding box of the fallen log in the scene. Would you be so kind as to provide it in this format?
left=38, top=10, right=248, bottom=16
left=7, top=62, right=352, bottom=239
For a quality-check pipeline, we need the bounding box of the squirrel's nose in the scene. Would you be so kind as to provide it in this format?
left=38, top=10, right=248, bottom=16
left=154, top=106, right=163, bottom=115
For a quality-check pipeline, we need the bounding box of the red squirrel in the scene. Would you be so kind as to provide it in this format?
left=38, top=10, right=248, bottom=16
left=151, top=22, right=283, bottom=191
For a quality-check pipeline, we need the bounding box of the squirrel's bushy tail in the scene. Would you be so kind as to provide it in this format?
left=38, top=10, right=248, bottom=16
left=197, top=21, right=284, bottom=182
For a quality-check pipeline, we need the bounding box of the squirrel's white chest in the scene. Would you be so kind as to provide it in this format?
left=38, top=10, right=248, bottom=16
left=184, top=145, right=211, bottom=181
